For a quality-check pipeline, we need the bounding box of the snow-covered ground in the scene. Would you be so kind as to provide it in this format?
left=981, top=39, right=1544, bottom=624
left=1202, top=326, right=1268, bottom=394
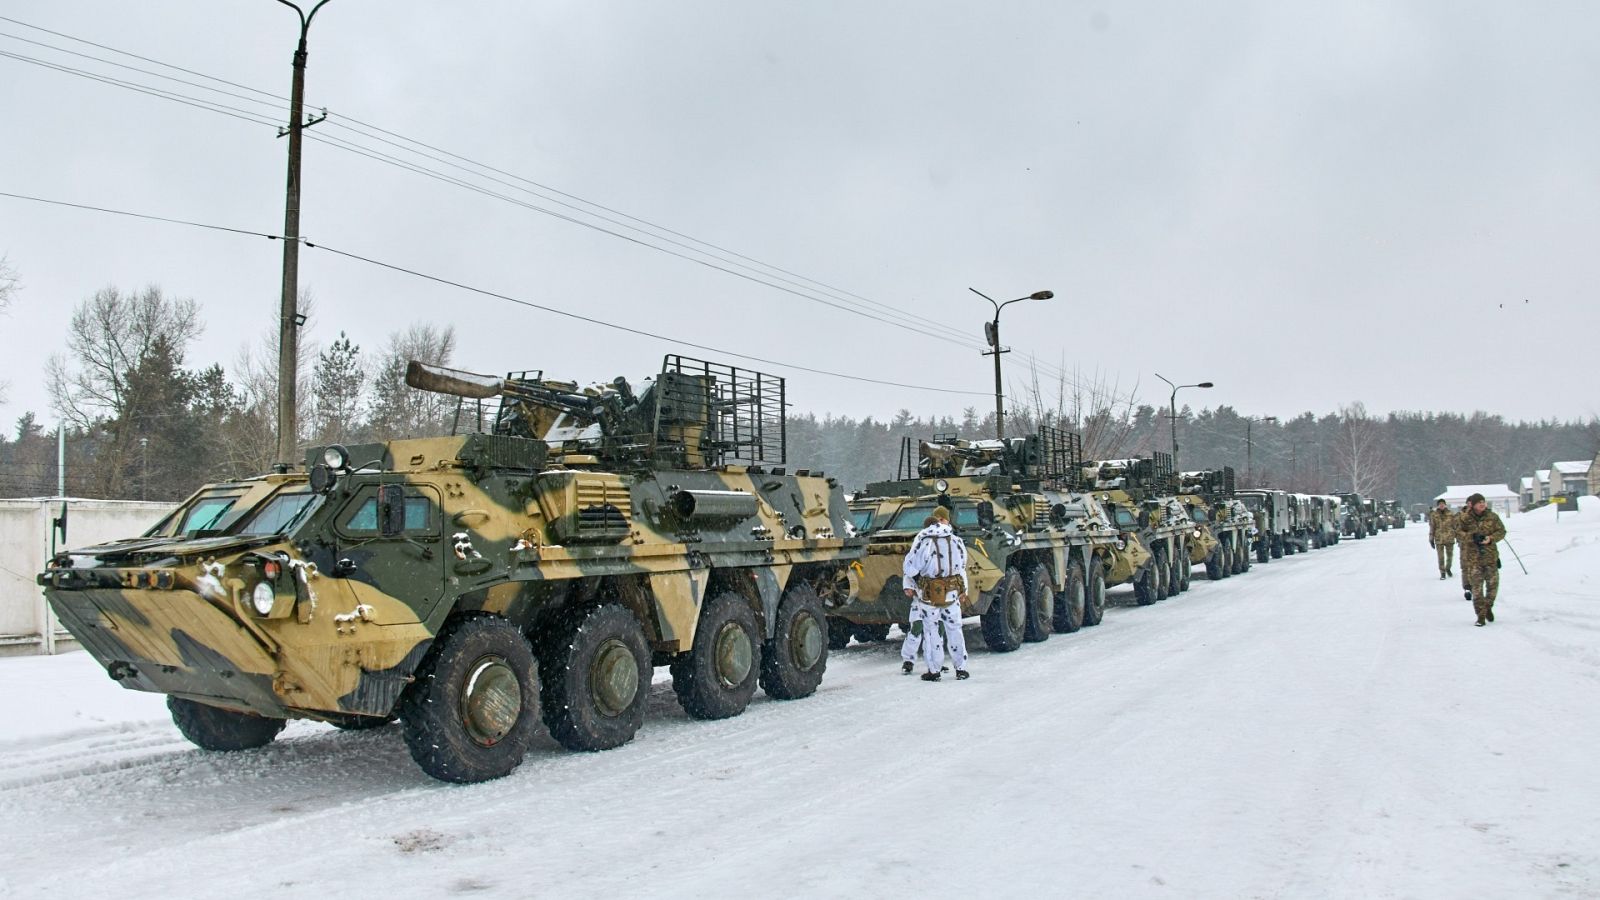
left=2, top=501, right=1598, bottom=899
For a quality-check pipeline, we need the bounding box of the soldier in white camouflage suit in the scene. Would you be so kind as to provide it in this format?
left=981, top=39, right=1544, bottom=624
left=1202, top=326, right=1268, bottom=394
left=900, top=506, right=970, bottom=682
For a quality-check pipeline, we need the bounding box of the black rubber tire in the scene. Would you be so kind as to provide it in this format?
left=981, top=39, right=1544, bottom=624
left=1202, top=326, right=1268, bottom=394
left=1260, top=539, right=1273, bottom=563
left=1023, top=565, right=1053, bottom=643
left=540, top=604, right=651, bottom=752
left=168, top=696, right=286, bottom=752
left=1170, top=542, right=1187, bottom=593
left=1239, top=536, right=1252, bottom=573
left=1219, top=537, right=1234, bottom=578
left=759, top=583, right=829, bottom=701
left=671, top=592, right=760, bottom=720
left=1133, top=562, right=1156, bottom=605
left=1053, top=557, right=1086, bottom=633
left=400, top=615, right=540, bottom=783
left=980, top=569, right=1027, bottom=652
left=851, top=623, right=892, bottom=643
left=825, top=616, right=853, bottom=650
left=1153, top=544, right=1170, bottom=601
left=1205, top=544, right=1224, bottom=581
left=1083, top=557, right=1107, bottom=627
left=325, top=712, right=395, bottom=731
left=1179, top=552, right=1192, bottom=592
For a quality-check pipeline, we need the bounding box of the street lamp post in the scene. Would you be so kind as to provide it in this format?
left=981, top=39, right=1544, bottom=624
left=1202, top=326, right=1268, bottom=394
left=1247, top=415, right=1278, bottom=486
left=971, top=287, right=1054, bottom=440
left=1154, top=373, right=1213, bottom=472
left=273, top=0, right=336, bottom=466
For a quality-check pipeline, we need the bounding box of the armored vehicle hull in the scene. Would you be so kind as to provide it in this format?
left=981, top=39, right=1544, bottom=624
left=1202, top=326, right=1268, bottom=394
left=42, top=357, right=864, bottom=783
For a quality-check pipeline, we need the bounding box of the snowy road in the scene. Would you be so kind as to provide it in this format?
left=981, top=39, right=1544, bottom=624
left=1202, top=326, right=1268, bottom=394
left=2, top=505, right=1598, bottom=899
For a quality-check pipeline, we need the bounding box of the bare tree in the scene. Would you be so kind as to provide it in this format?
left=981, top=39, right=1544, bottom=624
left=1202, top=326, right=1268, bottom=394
left=221, top=291, right=317, bottom=474
left=368, top=322, right=458, bottom=439
left=1333, top=402, right=1395, bottom=496
left=0, top=255, right=17, bottom=406
left=1020, top=357, right=1142, bottom=460
left=46, top=286, right=202, bottom=495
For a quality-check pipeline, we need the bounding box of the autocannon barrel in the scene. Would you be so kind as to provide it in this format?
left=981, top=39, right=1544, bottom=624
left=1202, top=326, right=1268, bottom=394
left=405, top=361, right=505, bottom=399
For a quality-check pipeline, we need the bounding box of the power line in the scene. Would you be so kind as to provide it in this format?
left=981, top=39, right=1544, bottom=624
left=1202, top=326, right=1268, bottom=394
left=0, top=14, right=1134, bottom=404
left=0, top=190, right=994, bottom=398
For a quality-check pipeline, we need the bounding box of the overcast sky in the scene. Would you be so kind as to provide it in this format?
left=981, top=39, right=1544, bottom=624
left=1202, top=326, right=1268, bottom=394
left=2, top=1, right=1597, bottom=430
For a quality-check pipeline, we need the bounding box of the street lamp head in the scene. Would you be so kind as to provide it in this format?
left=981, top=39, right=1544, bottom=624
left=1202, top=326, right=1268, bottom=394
left=1029, top=290, right=1054, bottom=301
left=1197, top=382, right=1214, bottom=389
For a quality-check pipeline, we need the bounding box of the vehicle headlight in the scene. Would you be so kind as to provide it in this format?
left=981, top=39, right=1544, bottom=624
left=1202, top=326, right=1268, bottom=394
left=252, top=581, right=276, bottom=616
left=934, top=478, right=949, bottom=493
left=322, top=444, right=350, bottom=470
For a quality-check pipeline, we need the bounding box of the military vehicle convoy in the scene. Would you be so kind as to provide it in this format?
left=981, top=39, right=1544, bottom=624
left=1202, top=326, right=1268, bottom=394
left=833, top=426, right=1123, bottom=651
left=39, top=356, right=865, bottom=783
left=1237, top=488, right=1289, bottom=562
left=1339, top=492, right=1374, bottom=538
left=1084, top=453, right=1195, bottom=602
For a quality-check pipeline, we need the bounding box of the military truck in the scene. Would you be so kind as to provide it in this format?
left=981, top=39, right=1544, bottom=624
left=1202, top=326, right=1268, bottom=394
left=39, top=356, right=863, bottom=783
left=1236, top=488, right=1290, bottom=561
left=1084, top=453, right=1195, bottom=603
left=1178, top=467, right=1254, bottom=578
left=834, top=426, right=1123, bottom=652
left=1382, top=500, right=1407, bottom=529
left=1339, top=492, right=1372, bottom=538
left=1311, top=495, right=1342, bottom=546
left=1285, top=493, right=1320, bottom=550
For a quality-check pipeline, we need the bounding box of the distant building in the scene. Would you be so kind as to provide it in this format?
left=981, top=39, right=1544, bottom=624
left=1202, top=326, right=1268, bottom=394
left=1436, top=484, right=1519, bottom=519
left=1536, top=468, right=1551, bottom=503
left=1550, top=460, right=1593, bottom=499
left=1591, top=451, right=1600, bottom=497
left=1520, top=476, right=1536, bottom=510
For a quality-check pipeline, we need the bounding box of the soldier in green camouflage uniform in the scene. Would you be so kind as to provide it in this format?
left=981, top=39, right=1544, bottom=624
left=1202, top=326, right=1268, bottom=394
left=1426, top=499, right=1455, bottom=579
left=1454, top=493, right=1507, bottom=626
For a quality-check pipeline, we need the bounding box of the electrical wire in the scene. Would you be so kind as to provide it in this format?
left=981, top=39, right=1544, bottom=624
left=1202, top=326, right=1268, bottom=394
left=0, top=16, right=1140, bottom=405
left=0, top=190, right=995, bottom=398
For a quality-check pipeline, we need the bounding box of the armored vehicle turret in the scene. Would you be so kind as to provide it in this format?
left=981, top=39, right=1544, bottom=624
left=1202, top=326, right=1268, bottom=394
left=40, top=355, right=863, bottom=783
left=836, top=425, right=1121, bottom=652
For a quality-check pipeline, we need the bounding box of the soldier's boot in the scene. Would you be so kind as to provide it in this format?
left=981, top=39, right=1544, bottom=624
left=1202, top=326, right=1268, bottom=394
left=1486, top=606, right=1495, bottom=623
left=901, top=661, right=914, bottom=675
left=920, top=671, right=941, bottom=682
left=1439, top=572, right=1447, bottom=580
left=1464, top=590, right=1474, bottom=603
left=955, top=669, right=970, bottom=681
left=1475, top=617, right=1486, bottom=627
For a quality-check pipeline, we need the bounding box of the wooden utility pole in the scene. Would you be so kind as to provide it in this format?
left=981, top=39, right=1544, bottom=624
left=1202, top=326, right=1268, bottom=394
left=274, top=0, right=334, bottom=465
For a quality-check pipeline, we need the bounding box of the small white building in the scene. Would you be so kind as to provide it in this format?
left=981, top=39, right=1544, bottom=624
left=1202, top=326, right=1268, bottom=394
left=1435, top=484, right=1519, bottom=519
left=1536, top=469, right=1551, bottom=503
left=1520, top=476, right=1536, bottom=509
left=1550, top=460, right=1592, bottom=498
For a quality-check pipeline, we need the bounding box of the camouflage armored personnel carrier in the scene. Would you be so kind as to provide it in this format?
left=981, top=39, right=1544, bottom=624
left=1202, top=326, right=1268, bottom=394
left=834, top=426, right=1122, bottom=651
left=1381, top=500, right=1407, bottom=529
left=39, top=355, right=863, bottom=783
left=1084, top=453, right=1194, bottom=603
left=1177, top=467, right=1254, bottom=578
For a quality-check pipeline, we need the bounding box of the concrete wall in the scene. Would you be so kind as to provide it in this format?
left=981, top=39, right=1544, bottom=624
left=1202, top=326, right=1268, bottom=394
left=0, top=499, right=174, bottom=655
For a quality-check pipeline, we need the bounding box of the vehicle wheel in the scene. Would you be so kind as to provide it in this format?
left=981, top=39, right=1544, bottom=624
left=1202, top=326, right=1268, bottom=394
left=671, top=592, right=760, bottom=720
left=540, top=604, right=651, bottom=752
left=980, top=569, right=1027, bottom=652
left=168, top=696, right=286, bottom=752
left=325, top=712, right=395, bottom=731
left=1179, top=552, right=1192, bottom=592
left=1052, top=558, right=1085, bottom=633
left=400, top=615, right=539, bottom=783
left=1152, top=545, right=1170, bottom=601
left=851, top=623, right=891, bottom=643
left=1259, top=539, right=1272, bottom=563
left=1083, top=557, right=1107, bottom=627
left=1134, top=562, right=1157, bottom=605
left=826, top=616, right=853, bottom=650
left=759, top=583, right=829, bottom=701
left=1239, top=537, right=1252, bottom=573
left=1169, top=544, right=1186, bottom=594
left=1023, top=565, right=1053, bottom=643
